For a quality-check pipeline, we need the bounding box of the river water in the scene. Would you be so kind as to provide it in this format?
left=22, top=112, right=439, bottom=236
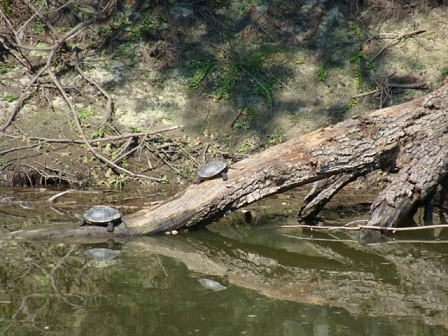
left=1, top=187, right=447, bottom=335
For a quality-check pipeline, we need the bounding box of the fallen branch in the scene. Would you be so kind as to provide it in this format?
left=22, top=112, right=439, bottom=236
left=365, top=29, right=426, bottom=66
left=280, top=223, right=448, bottom=232
left=48, top=189, right=76, bottom=203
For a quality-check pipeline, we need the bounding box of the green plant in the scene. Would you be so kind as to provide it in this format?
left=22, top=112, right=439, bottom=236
left=115, top=42, right=135, bottom=60
left=1, top=0, right=9, bottom=14
left=207, top=144, right=219, bottom=156
left=159, top=13, right=167, bottom=22
left=92, top=124, right=110, bottom=139
left=128, top=126, right=142, bottom=133
left=237, top=139, right=251, bottom=153
left=350, top=22, right=362, bottom=40
left=404, top=89, right=414, bottom=97
left=2, top=93, right=17, bottom=102
left=415, top=63, right=425, bottom=70
left=350, top=51, right=369, bottom=93
left=76, top=108, right=93, bottom=125
left=188, top=59, right=214, bottom=90
left=317, top=62, right=327, bottom=82
left=0, top=65, right=10, bottom=74
left=33, top=18, right=44, bottom=35
left=97, top=26, right=112, bottom=35
left=213, top=63, right=240, bottom=100
left=121, top=158, right=129, bottom=168
left=188, top=46, right=276, bottom=108
left=267, top=126, right=285, bottom=147
left=132, top=17, right=158, bottom=38
left=341, top=97, right=359, bottom=115
left=108, top=174, right=129, bottom=190
left=234, top=121, right=249, bottom=130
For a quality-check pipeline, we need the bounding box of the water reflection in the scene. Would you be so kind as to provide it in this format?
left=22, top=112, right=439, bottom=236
left=1, top=187, right=448, bottom=335
left=0, top=229, right=447, bottom=335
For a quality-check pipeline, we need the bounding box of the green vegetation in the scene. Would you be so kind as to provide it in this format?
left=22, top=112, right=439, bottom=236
left=350, top=51, right=375, bottom=93
left=92, top=124, right=110, bottom=139
left=188, top=46, right=276, bottom=107
left=317, top=62, right=327, bottom=82
left=1, top=0, right=9, bottom=14
left=188, top=59, right=214, bottom=90
left=266, top=126, right=285, bottom=147
left=76, top=108, right=93, bottom=125
left=341, top=97, right=359, bottom=116
left=0, top=65, right=10, bottom=74
left=107, top=173, right=129, bottom=190
left=33, top=18, right=44, bottom=35
left=237, top=139, right=252, bottom=153
left=114, top=42, right=135, bottom=60
left=131, top=17, right=158, bottom=38
left=2, top=93, right=17, bottom=102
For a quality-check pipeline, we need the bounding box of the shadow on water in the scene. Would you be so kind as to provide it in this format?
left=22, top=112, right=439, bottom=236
left=1, top=187, right=448, bottom=335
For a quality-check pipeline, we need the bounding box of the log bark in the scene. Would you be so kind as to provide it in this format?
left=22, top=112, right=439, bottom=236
left=5, top=78, right=448, bottom=240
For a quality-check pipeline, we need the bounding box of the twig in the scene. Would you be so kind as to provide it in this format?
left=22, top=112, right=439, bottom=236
left=0, top=126, right=182, bottom=156
left=155, top=150, right=184, bottom=176
left=0, top=141, right=48, bottom=156
left=21, top=0, right=57, bottom=36
left=48, top=189, right=76, bottom=203
left=366, top=29, right=426, bottom=66
left=282, top=234, right=356, bottom=243
left=112, top=93, right=168, bottom=167
left=230, top=106, right=245, bottom=129
left=178, top=146, right=200, bottom=167
left=3, top=126, right=182, bottom=143
left=280, top=223, right=448, bottom=232
left=71, top=47, right=114, bottom=123
left=353, top=81, right=427, bottom=101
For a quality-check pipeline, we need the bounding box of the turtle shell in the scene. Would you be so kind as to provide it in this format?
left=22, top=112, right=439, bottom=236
left=197, top=161, right=227, bottom=179
left=85, top=248, right=121, bottom=261
left=83, top=205, right=121, bottom=224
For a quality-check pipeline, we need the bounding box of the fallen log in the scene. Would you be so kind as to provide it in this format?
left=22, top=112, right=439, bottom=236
left=5, top=77, right=448, bottom=240
left=124, top=77, right=448, bottom=236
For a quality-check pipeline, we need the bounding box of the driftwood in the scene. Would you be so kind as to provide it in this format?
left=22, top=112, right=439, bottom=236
left=5, top=77, right=448, bottom=241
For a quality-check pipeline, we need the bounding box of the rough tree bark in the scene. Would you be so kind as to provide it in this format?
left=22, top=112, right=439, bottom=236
left=5, top=78, right=448, bottom=241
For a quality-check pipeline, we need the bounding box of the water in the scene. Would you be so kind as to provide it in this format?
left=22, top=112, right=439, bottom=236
left=1, top=187, right=448, bottom=335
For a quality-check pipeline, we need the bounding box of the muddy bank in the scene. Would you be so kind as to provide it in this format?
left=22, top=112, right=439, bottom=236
left=1, top=1, right=447, bottom=189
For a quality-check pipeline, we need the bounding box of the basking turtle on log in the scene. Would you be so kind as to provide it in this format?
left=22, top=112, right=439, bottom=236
left=81, top=206, right=123, bottom=233
left=196, top=161, right=229, bottom=184
left=4, top=78, right=448, bottom=241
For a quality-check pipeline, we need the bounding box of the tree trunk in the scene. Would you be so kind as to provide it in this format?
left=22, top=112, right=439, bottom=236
left=5, top=78, right=448, bottom=240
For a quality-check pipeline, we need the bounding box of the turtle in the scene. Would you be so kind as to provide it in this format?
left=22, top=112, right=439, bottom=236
left=80, top=205, right=122, bottom=233
left=196, top=161, right=228, bottom=184
left=85, top=248, right=121, bottom=261
left=198, top=278, right=227, bottom=291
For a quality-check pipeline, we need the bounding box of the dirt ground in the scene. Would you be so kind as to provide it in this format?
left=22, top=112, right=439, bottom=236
left=1, top=1, right=447, bottom=189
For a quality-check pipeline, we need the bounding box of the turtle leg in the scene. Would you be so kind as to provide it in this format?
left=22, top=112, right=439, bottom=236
left=221, top=171, right=228, bottom=181
left=196, top=176, right=202, bottom=184
left=107, top=221, right=115, bottom=233
left=80, top=219, right=86, bottom=227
